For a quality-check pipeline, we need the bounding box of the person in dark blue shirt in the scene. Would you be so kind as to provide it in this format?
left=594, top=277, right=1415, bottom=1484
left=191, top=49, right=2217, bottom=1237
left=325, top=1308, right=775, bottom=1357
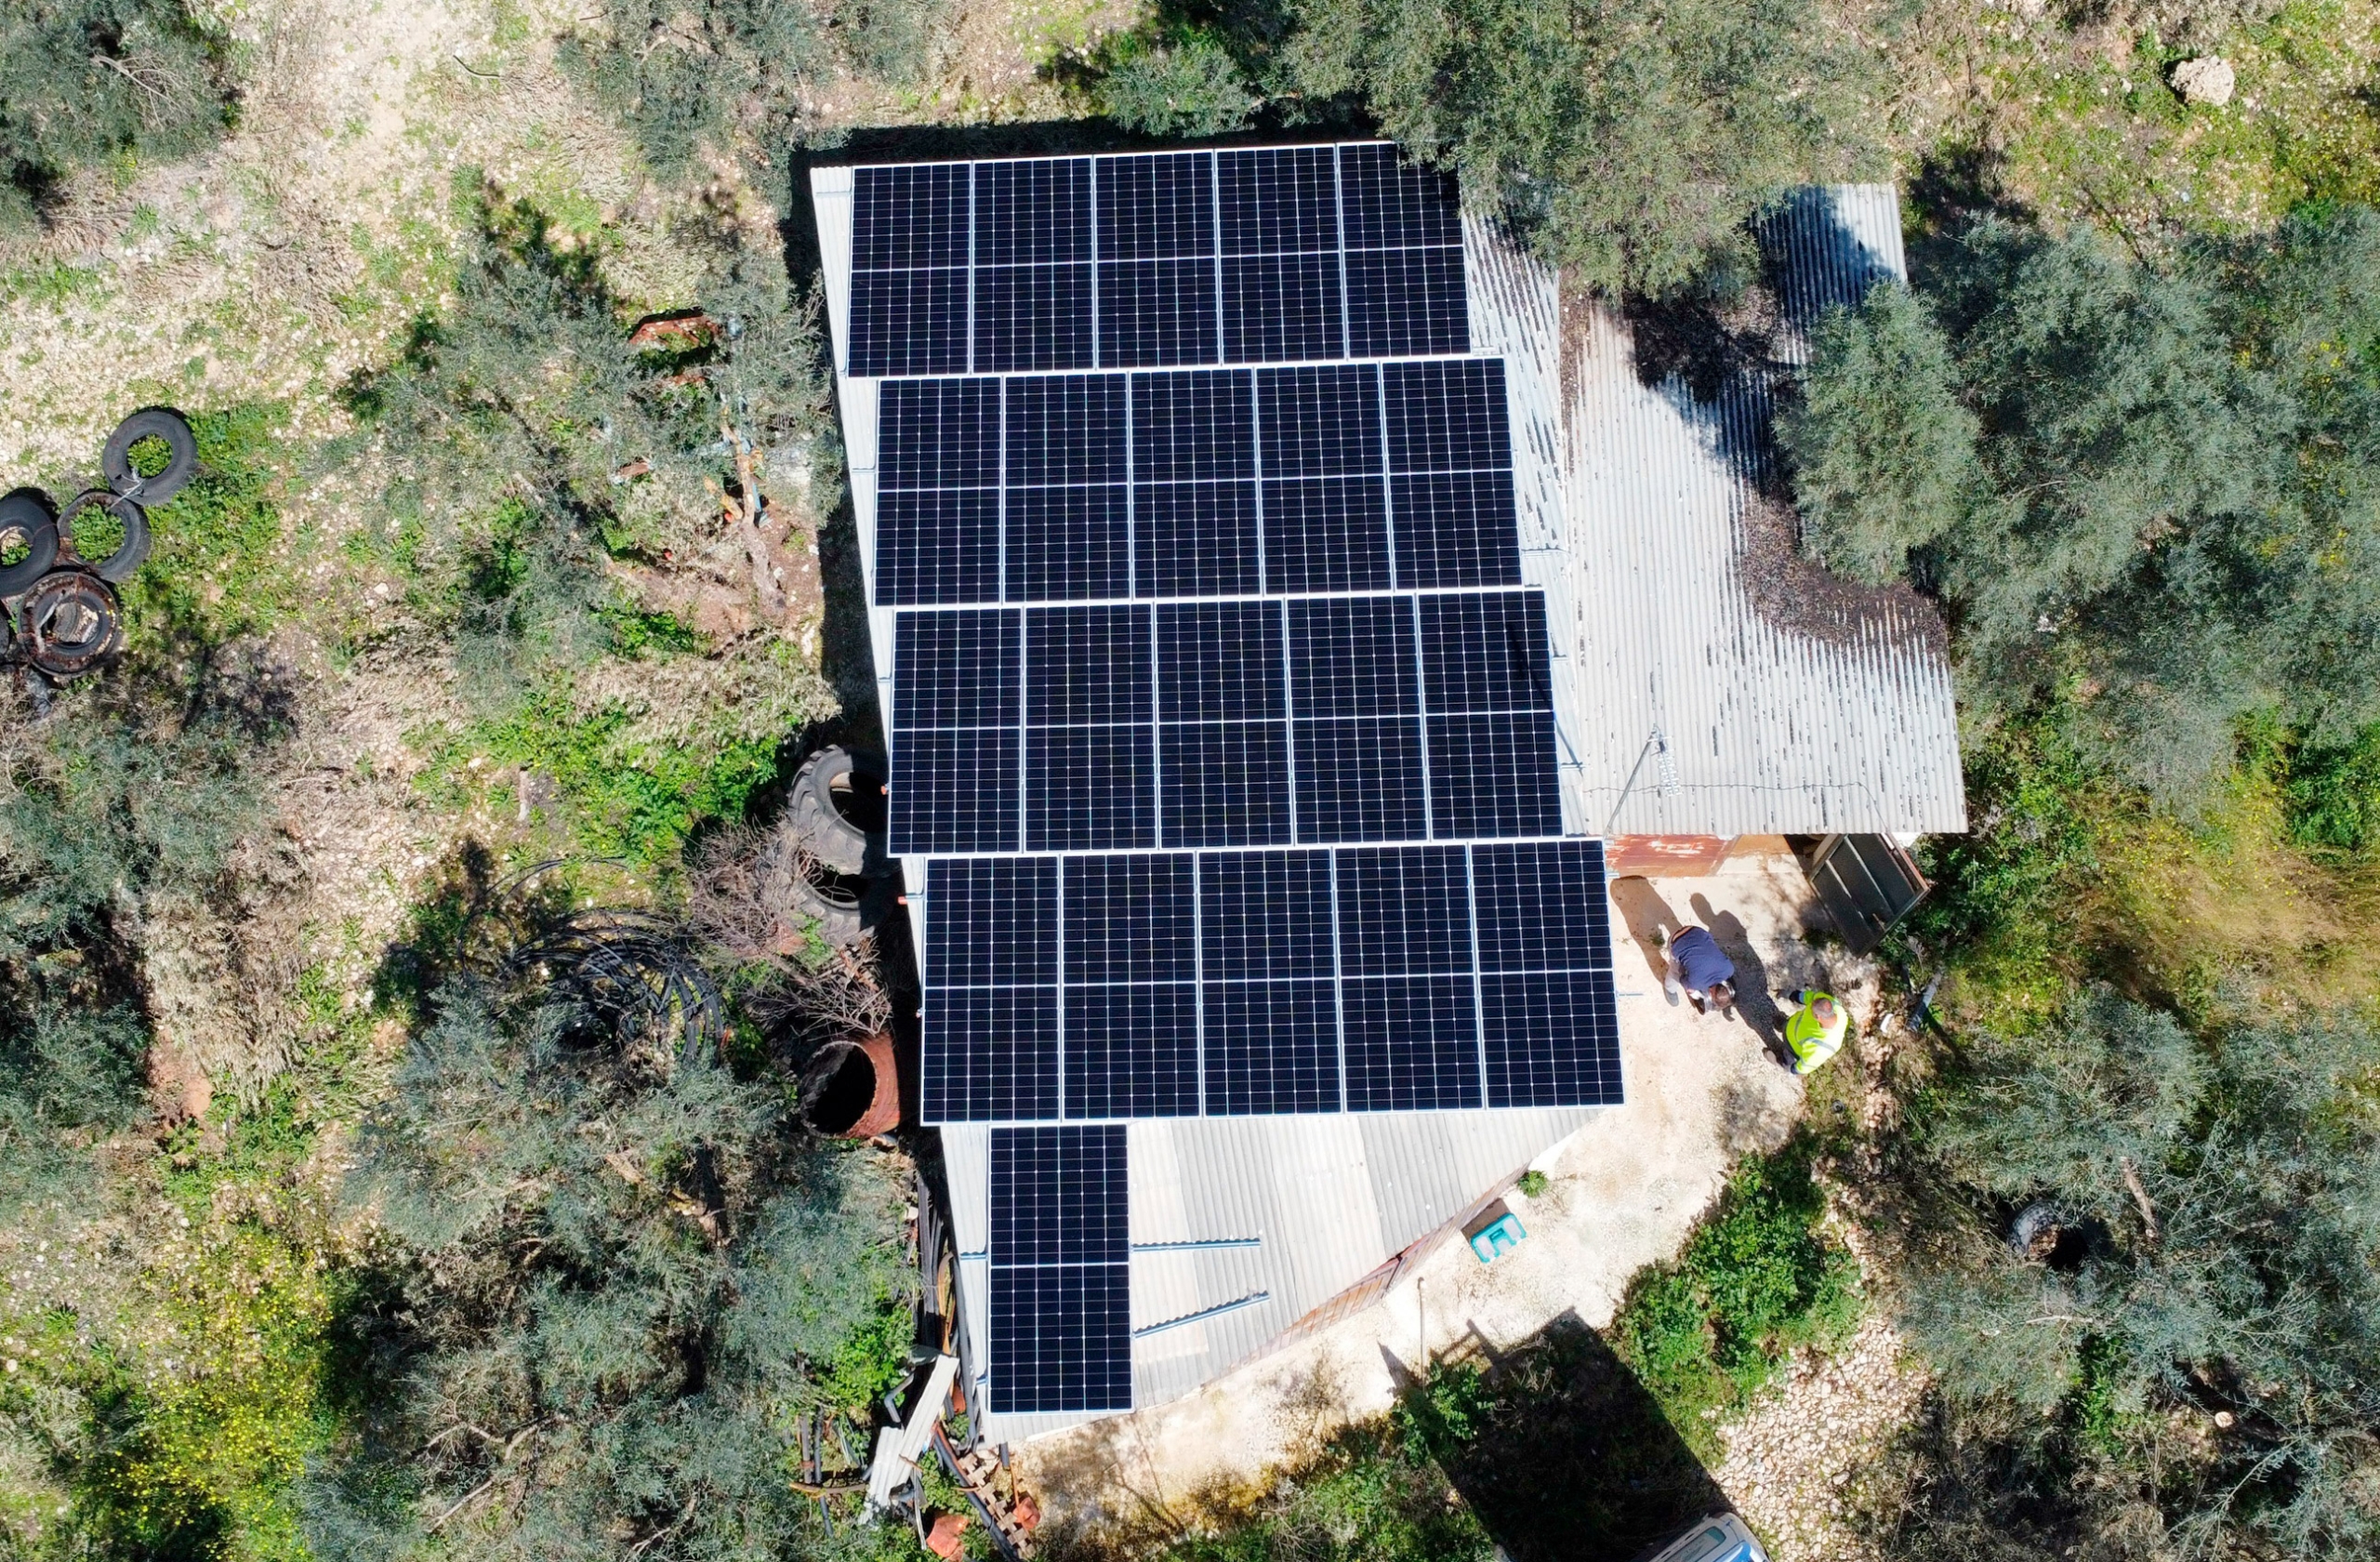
left=1659, top=925, right=1737, bottom=1017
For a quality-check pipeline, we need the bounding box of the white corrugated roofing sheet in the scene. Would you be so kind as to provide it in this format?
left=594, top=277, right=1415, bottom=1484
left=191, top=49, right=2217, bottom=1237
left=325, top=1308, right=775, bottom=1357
left=1553, top=184, right=1965, bottom=837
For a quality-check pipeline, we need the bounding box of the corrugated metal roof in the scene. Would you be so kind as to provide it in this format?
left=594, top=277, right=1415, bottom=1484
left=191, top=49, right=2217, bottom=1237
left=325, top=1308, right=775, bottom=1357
left=945, top=1108, right=1594, bottom=1442
left=806, top=164, right=1964, bottom=1449
left=1554, top=184, right=1966, bottom=837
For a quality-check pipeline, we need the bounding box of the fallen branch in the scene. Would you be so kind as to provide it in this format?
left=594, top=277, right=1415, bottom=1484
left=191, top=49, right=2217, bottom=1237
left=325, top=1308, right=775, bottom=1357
left=2121, top=1156, right=2161, bottom=1246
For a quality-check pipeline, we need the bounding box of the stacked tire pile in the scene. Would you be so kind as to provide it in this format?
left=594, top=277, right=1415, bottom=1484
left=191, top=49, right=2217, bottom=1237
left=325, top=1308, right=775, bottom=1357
left=1, top=407, right=194, bottom=682
left=770, top=745, right=893, bottom=948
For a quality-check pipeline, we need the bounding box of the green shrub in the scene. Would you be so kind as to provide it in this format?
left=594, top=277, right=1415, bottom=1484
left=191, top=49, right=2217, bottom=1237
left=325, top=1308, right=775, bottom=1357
left=1778, top=283, right=1980, bottom=585
left=474, top=686, right=783, bottom=863
left=120, top=403, right=304, bottom=651
left=562, top=0, right=949, bottom=179
left=1096, top=28, right=1259, bottom=139
left=1611, top=1138, right=1861, bottom=1458
left=0, top=708, right=266, bottom=959
left=0, top=0, right=231, bottom=231
left=2278, top=721, right=2380, bottom=854
left=1157, top=1416, right=1490, bottom=1562
left=0, top=986, right=147, bottom=1212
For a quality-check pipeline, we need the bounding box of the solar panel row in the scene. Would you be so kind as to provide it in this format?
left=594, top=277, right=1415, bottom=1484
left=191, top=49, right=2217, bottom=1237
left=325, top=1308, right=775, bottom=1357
left=873, top=360, right=1518, bottom=606
left=988, top=1125, right=1134, bottom=1412
left=921, top=841, right=1620, bottom=1123
left=888, top=590, right=1562, bottom=854
left=847, top=146, right=1467, bottom=377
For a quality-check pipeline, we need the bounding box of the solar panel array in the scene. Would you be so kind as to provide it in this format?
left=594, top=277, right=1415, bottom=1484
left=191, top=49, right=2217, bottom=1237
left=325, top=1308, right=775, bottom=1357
left=887, top=589, right=1561, bottom=854
left=922, top=841, right=1620, bottom=1122
left=848, top=145, right=1467, bottom=377
left=872, top=359, right=1519, bottom=608
left=842, top=144, right=1620, bottom=1419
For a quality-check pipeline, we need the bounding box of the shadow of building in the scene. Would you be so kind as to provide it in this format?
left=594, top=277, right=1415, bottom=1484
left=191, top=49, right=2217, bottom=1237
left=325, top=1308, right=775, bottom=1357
left=1397, top=1311, right=1730, bottom=1562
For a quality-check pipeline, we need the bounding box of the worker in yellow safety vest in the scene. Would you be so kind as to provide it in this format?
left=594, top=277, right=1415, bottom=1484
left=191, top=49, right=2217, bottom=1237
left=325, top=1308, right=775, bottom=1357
left=1782, top=988, right=1848, bottom=1074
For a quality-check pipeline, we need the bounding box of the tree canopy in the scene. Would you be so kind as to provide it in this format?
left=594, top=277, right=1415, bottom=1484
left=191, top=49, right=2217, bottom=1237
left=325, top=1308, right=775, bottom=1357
left=1889, top=989, right=2380, bottom=1558
left=1270, top=0, right=1879, bottom=293
left=302, top=974, right=914, bottom=1562
left=1779, top=208, right=2380, bottom=800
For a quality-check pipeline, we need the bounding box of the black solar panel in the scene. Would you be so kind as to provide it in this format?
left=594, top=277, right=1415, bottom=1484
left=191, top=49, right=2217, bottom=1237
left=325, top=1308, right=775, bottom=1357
left=1133, top=369, right=1256, bottom=478
left=1469, top=840, right=1615, bottom=972
left=977, top=160, right=1092, bottom=264
left=1391, top=470, right=1523, bottom=588
left=1347, top=246, right=1469, bottom=358
left=1065, top=854, right=1196, bottom=982
left=991, top=1122, right=1128, bottom=1259
left=1293, top=718, right=1428, bottom=842
left=925, top=984, right=1057, bottom=1120
left=1419, top=590, right=1554, bottom=714
left=989, top=1125, right=1131, bottom=1412
left=876, top=489, right=999, bottom=605
left=1159, top=721, right=1293, bottom=847
left=1199, top=851, right=1335, bottom=978
left=1222, top=253, right=1343, bottom=363
left=1338, top=143, right=1461, bottom=249
left=1099, top=152, right=1215, bottom=258
left=1260, top=365, right=1381, bottom=476
left=924, top=856, right=1057, bottom=986
left=1068, top=984, right=1199, bottom=1118
left=1099, top=258, right=1221, bottom=367
left=1159, top=601, right=1286, bottom=722
left=1218, top=147, right=1340, bottom=256
left=892, top=609, right=1018, bottom=730
left=880, top=378, right=1003, bottom=486
left=1289, top=597, right=1419, bottom=719
left=853, top=165, right=972, bottom=268
left=1472, top=841, right=1622, bottom=1107
left=850, top=267, right=970, bottom=377
left=1338, top=143, right=1468, bottom=358
left=1265, top=477, right=1392, bottom=593
left=1427, top=713, right=1564, bottom=837
left=1007, top=375, right=1127, bottom=483
left=1342, top=975, right=1482, bottom=1110
left=1204, top=978, right=1341, bottom=1115
left=1335, top=846, right=1473, bottom=974
left=976, top=261, right=1093, bottom=373
left=1383, top=360, right=1508, bottom=472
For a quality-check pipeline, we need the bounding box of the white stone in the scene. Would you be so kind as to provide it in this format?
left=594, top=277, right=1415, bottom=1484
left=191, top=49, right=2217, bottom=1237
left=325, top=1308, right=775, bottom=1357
left=2173, top=56, right=2237, bottom=107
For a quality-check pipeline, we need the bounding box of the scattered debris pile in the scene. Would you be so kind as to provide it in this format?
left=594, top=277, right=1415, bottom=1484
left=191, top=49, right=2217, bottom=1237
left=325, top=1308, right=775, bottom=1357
left=2, top=405, right=192, bottom=683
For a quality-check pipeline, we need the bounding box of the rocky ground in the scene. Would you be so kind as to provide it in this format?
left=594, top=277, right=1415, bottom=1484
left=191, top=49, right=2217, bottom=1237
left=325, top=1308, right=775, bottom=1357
left=1714, top=1313, right=1932, bottom=1562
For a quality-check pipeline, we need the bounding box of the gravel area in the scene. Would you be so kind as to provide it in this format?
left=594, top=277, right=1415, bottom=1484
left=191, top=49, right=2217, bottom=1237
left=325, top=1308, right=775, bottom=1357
left=1711, top=1312, right=1930, bottom=1562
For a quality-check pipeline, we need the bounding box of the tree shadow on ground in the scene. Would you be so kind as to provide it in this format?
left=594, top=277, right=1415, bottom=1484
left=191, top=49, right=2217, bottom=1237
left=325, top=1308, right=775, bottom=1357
left=1400, top=1312, right=1728, bottom=1562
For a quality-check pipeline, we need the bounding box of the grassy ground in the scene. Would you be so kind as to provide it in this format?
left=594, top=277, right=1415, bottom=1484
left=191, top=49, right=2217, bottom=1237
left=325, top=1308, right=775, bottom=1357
left=1887, top=0, right=2380, bottom=238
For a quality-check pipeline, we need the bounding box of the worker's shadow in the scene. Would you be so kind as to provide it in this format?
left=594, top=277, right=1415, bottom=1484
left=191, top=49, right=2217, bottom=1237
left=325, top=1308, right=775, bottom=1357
left=1605, top=876, right=1678, bottom=985
left=1693, top=893, right=1790, bottom=1064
